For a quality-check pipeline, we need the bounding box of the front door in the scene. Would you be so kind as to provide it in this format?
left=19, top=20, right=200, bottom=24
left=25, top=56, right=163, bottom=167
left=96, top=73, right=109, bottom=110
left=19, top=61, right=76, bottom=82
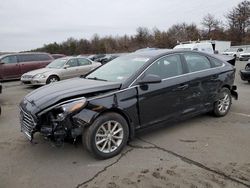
left=136, top=54, right=188, bottom=127
left=0, top=55, right=20, bottom=79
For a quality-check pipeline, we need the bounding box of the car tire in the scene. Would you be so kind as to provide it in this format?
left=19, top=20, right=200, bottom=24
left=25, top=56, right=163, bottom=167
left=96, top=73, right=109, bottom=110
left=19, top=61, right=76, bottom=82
left=248, top=80, right=250, bottom=83
left=83, top=112, right=129, bottom=159
left=213, top=88, right=232, bottom=117
left=46, top=75, right=60, bottom=84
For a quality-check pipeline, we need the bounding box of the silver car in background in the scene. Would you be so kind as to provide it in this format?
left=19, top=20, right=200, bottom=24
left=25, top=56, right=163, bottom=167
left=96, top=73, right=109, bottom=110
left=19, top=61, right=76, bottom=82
left=21, top=57, right=101, bottom=85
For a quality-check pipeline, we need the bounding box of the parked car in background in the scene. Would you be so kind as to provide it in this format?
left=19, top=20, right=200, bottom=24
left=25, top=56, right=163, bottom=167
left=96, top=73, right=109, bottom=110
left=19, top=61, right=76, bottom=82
left=20, top=50, right=237, bottom=159
left=51, top=54, right=66, bottom=59
left=96, top=54, right=120, bottom=64
left=21, top=57, right=101, bottom=85
left=174, top=42, right=214, bottom=54
left=222, top=48, right=244, bottom=58
left=239, top=49, right=250, bottom=61
left=88, top=54, right=105, bottom=61
left=0, top=52, right=53, bottom=80
left=239, top=62, right=250, bottom=83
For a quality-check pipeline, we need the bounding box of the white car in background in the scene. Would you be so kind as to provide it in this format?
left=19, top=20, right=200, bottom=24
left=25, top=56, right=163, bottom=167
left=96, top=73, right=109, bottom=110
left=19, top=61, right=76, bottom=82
left=21, top=57, right=101, bottom=85
left=222, top=48, right=244, bottom=58
left=173, top=43, right=214, bottom=54
left=239, top=49, right=250, bottom=61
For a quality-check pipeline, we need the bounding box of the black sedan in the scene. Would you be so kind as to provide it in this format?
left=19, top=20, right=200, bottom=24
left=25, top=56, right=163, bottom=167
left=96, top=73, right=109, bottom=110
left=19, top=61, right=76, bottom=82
left=19, top=50, right=237, bottom=159
left=240, top=63, right=250, bottom=83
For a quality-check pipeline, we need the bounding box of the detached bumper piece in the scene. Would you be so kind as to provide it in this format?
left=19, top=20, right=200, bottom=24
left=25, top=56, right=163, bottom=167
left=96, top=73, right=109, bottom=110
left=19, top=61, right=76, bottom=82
left=20, top=108, right=36, bottom=141
left=231, top=85, right=238, bottom=100
left=240, top=70, right=250, bottom=81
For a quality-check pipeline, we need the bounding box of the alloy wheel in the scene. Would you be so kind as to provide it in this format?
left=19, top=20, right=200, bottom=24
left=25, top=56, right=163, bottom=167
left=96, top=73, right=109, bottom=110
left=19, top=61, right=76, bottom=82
left=217, top=92, right=230, bottom=114
left=95, top=120, right=124, bottom=153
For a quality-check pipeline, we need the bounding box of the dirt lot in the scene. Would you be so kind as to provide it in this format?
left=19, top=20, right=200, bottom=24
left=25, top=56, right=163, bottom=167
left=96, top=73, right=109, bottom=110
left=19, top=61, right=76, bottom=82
left=0, top=61, right=250, bottom=188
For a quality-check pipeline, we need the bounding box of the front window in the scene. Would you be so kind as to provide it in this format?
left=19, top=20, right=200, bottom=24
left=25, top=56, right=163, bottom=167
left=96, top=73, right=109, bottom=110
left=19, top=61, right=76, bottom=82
left=47, top=59, right=67, bottom=69
left=1, top=55, right=17, bottom=64
left=86, top=55, right=150, bottom=82
left=145, top=55, right=183, bottom=79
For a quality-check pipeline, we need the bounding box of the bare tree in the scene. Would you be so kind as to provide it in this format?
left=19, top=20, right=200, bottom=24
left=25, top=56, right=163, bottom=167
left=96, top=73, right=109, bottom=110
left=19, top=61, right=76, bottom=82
left=226, top=0, right=250, bottom=43
left=201, top=13, right=221, bottom=38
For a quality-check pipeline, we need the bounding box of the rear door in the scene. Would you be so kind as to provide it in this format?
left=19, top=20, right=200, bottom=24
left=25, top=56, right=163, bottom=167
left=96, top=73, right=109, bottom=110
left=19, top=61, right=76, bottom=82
left=136, top=54, right=188, bottom=127
left=62, top=59, right=80, bottom=79
left=77, top=58, right=95, bottom=76
left=0, top=55, right=21, bottom=79
left=182, top=52, right=220, bottom=115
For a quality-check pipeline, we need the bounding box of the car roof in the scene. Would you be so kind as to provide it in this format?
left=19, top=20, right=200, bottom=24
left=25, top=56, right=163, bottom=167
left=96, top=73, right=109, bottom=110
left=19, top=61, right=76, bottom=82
left=0, top=52, right=50, bottom=58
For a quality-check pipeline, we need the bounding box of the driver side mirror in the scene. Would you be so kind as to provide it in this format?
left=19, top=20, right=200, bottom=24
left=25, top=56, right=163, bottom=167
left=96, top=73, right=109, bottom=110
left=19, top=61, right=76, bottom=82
left=0, top=61, right=4, bottom=65
left=138, top=74, right=162, bottom=85
left=63, top=64, right=70, bottom=69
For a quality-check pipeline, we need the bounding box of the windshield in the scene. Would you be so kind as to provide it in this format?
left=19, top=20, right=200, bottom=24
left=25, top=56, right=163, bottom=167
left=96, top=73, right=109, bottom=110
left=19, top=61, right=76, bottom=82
left=86, top=55, right=150, bottom=82
left=47, top=59, right=67, bottom=68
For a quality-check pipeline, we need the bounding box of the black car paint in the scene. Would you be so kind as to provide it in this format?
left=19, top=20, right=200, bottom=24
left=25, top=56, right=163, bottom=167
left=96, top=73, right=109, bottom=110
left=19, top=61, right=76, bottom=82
left=19, top=50, right=237, bottom=143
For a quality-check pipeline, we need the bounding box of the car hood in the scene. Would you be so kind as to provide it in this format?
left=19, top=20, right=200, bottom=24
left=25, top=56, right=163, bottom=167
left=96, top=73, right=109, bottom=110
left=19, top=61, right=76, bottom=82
left=22, top=78, right=121, bottom=115
left=23, top=68, right=56, bottom=76
left=222, top=52, right=235, bottom=55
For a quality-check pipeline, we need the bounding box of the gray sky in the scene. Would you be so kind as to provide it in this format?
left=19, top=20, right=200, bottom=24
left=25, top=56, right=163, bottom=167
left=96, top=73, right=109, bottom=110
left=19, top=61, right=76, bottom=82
left=0, top=0, right=243, bottom=52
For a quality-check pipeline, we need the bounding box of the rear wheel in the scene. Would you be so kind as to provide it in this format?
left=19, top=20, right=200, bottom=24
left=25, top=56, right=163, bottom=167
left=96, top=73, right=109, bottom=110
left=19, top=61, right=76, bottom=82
left=46, top=75, right=59, bottom=84
left=83, top=113, right=129, bottom=159
left=213, top=88, right=232, bottom=117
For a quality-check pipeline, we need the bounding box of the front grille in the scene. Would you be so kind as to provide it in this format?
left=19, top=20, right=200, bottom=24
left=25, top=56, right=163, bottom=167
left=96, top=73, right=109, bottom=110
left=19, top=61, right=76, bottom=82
left=23, top=75, right=33, bottom=79
left=20, top=108, right=36, bottom=140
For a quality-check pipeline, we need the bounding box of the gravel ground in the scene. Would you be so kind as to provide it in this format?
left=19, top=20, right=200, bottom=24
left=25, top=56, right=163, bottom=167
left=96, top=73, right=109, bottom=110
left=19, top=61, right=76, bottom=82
left=0, top=61, right=249, bottom=188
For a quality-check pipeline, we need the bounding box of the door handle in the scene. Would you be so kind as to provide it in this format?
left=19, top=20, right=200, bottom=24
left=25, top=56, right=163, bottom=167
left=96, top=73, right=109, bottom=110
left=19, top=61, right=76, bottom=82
left=173, top=84, right=189, bottom=91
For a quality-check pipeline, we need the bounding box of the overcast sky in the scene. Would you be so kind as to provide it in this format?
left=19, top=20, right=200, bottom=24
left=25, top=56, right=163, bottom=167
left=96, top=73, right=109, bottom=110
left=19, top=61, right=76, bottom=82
left=0, top=0, right=243, bottom=52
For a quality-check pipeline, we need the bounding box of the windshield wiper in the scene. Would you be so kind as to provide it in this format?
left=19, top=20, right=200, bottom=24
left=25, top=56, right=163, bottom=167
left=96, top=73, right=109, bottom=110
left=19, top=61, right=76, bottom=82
left=86, top=77, right=107, bottom=81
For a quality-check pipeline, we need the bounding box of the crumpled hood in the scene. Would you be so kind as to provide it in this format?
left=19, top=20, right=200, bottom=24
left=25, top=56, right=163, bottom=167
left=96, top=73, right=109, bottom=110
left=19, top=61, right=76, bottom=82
left=22, top=68, right=55, bottom=76
left=22, top=78, right=121, bottom=114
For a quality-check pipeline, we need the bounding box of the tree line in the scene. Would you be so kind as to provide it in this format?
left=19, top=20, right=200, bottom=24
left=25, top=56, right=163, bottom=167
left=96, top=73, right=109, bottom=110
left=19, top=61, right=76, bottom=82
left=33, top=0, right=250, bottom=55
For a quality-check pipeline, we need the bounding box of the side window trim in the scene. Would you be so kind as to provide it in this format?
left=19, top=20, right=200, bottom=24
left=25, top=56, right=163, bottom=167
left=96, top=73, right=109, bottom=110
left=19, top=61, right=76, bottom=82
left=129, top=53, right=226, bottom=87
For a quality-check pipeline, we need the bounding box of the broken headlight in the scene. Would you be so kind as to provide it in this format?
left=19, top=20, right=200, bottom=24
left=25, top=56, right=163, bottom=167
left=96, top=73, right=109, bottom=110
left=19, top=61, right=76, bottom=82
left=56, top=98, right=87, bottom=121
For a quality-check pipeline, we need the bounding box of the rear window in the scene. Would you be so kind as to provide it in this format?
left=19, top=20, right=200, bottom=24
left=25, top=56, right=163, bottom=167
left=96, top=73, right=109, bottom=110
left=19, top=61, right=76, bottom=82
left=184, top=53, right=211, bottom=72
left=37, top=54, right=52, bottom=61
left=78, top=58, right=91, bottom=66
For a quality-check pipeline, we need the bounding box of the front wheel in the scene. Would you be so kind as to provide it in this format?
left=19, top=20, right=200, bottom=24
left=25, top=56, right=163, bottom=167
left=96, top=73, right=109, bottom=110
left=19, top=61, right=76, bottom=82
left=46, top=75, right=59, bottom=84
left=213, top=88, right=232, bottom=117
left=83, top=113, right=129, bottom=159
